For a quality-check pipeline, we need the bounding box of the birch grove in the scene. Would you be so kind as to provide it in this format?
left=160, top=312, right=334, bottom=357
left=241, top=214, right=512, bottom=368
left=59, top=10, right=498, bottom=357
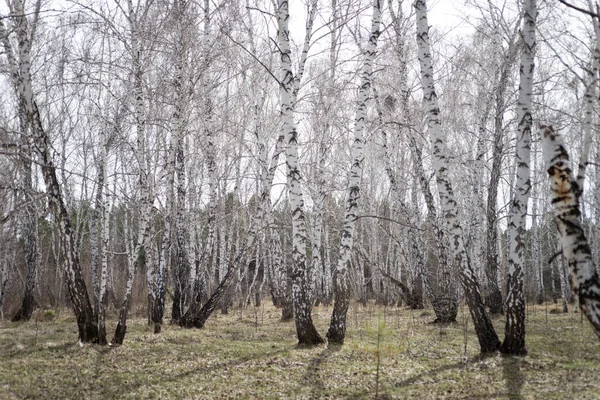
left=0, top=0, right=598, bottom=358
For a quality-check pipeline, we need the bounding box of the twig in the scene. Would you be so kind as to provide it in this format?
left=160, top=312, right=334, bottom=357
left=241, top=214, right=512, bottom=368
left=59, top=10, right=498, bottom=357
left=558, top=0, right=599, bottom=18
left=220, top=28, right=281, bottom=85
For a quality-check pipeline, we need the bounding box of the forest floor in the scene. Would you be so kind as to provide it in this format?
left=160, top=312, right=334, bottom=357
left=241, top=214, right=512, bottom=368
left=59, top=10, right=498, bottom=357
left=0, top=302, right=599, bottom=399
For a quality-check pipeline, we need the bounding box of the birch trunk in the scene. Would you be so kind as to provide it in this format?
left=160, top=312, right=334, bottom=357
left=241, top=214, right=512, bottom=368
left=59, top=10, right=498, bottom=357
left=541, top=126, right=600, bottom=336
left=95, top=134, right=110, bottom=344
left=557, top=238, right=569, bottom=312
left=414, top=0, right=500, bottom=353
left=171, top=0, right=191, bottom=324
left=1, top=2, right=100, bottom=342
left=112, top=0, right=152, bottom=344
left=391, top=1, right=456, bottom=310
left=502, top=0, right=536, bottom=355
left=326, top=0, right=383, bottom=345
left=12, top=157, right=38, bottom=321
left=277, top=0, right=323, bottom=345
left=532, top=146, right=544, bottom=305
left=484, top=12, right=521, bottom=317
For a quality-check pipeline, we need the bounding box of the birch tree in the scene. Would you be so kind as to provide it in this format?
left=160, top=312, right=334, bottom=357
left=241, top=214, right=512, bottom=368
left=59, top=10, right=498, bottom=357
left=277, top=0, right=323, bottom=345
left=414, top=0, right=500, bottom=353
left=502, top=0, right=536, bottom=355
left=327, top=0, right=383, bottom=345
left=170, top=0, right=193, bottom=324
left=541, top=126, right=600, bottom=337
left=113, top=0, right=155, bottom=344
left=1, top=0, right=101, bottom=343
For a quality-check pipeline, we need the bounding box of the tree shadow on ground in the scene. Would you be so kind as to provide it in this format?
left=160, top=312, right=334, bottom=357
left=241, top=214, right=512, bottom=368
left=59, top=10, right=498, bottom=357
left=303, top=343, right=342, bottom=399
left=390, top=356, right=479, bottom=389
left=501, top=355, right=525, bottom=399
left=104, top=346, right=290, bottom=397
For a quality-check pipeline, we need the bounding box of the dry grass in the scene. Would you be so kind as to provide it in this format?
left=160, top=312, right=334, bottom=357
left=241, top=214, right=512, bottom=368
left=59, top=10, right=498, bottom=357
left=0, top=303, right=599, bottom=399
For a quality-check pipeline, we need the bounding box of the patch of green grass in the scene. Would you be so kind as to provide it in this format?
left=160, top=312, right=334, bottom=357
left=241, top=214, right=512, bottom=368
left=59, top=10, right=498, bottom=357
left=0, top=303, right=599, bottom=399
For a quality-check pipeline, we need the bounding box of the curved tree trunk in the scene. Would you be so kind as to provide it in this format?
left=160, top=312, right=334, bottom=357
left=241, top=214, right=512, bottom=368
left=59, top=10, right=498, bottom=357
left=414, top=0, right=500, bottom=353
left=1, top=4, right=100, bottom=343
left=541, top=126, right=600, bottom=336
left=326, top=0, right=383, bottom=345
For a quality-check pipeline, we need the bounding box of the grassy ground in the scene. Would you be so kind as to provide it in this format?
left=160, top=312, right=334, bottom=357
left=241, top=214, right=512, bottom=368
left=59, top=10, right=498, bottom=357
left=0, top=302, right=599, bottom=399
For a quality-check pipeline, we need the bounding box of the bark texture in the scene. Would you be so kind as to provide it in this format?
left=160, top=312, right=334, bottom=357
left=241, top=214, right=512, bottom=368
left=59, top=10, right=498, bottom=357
left=414, top=0, right=500, bottom=353
left=542, top=127, right=600, bottom=336
left=327, top=0, right=383, bottom=345
left=277, top=0, right=323, bottom=345
left=1, top=2, right=100, bottom=343
left=502, top=0, right=536, bottom=356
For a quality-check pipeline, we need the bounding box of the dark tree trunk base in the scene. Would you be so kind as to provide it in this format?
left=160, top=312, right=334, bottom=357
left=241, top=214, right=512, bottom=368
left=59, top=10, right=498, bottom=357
left=297, top=319, right=325, bottom=347
left=97, top=323, right=107, bottom=345
left=486, top=290, right=504, bottom=315
left=171, top=291, right=183, bottom=324
left=536, top=294, right=544, bottom=305
left=151, top=294, right=165, bottom=333
left=111, top=293, right=132, bottom=345
left=12, top=295, right=36, bottom=322
left=179, top=298, right=205, bottom=328
left=408, top=291, right=424, bottom=310
left=500, top=339, right=527, bottom=355
left=326, top=298, right=349, bottom=345
left=112, top=322, right=127, bottom=345
left=77, top=315, right=101, bottom=344
left=432, top=316, right=457, bottom=324
left=281, top=302, right=293, bottom=321
left=464, top=285, right=501, bottom=353
left=431, top=297, right=458, bottom=324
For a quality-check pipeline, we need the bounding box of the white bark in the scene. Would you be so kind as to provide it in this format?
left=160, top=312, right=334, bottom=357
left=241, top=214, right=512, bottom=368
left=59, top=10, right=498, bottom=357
left=2, top=0, right=99, bottom=342
left=542, top=126, right=600, bottom=336
left=327, top=0, right=383, bottom=343
left=113, top=0, right=153, bottom=343
left=277, top=0, right=322, bottom=344
left=503, top=0, right=536, bottom=354
left=98, top=133, right=110, bottom=338
left=414, top=0, right=499, bottom=352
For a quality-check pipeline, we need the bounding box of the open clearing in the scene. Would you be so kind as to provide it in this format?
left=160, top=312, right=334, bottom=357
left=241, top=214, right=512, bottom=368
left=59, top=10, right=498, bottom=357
left=1, top=303, right=599, bottom=399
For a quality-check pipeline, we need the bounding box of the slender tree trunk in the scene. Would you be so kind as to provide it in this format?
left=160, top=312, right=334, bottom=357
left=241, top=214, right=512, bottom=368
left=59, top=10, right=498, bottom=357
left=12, top=181, right=38, bottom=321
left=532, top=149, right=544, bottom=305
left=502, top=0, right=536, bottom=355
left=414, top=0, right=500, bottom=353
left=557, top=239, right=569, bottom=313
left=277, top=0, right=323, bottom=345
left=96, top=136, right=110, bottom=344
left=171, top=0, right=191, bottom=324
left=327, top=0, right=383, bottom=345
left=485, top=20, right=521, bottom=317
left=112, top=0, right=152, bottom=344
left=12, top=105, right=38, bottom=322
left=1, top=4, right=100, bottom=343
